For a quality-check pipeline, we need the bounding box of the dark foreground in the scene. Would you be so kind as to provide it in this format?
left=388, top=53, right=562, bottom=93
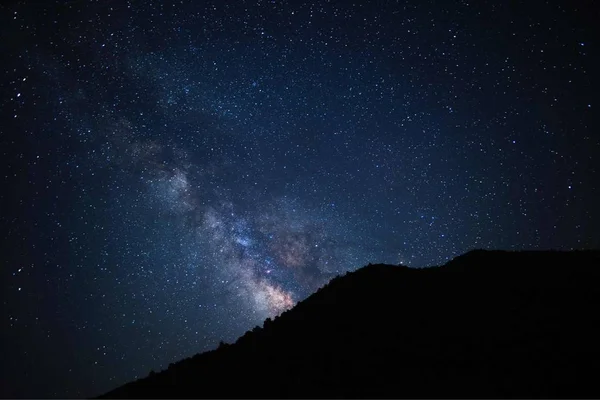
left=99, top=250, right=600, bottom=398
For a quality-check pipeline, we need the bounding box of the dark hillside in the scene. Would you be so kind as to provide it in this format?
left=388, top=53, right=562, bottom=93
left=99, top=250, right=600, bottom=398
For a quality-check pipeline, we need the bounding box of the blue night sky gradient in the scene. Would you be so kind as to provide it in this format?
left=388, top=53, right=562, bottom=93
left=1, top=0, right=598, bottom=397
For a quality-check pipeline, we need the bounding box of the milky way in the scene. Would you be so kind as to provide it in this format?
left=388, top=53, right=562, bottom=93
left=1, top=0, right=598, bottom=398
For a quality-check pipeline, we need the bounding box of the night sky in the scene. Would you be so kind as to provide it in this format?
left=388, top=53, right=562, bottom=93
left=1, top=0, right=598, bottom=398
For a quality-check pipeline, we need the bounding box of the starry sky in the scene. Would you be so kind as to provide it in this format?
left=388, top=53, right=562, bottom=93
left=1, top=0, right=598, bottom=397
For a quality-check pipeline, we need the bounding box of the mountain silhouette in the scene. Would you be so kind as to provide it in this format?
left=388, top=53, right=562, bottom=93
left=98, top=249, right=600, bottom=398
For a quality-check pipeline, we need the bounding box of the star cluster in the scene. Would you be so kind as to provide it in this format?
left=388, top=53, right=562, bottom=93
left=1, top=0, right=598, bottom=398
